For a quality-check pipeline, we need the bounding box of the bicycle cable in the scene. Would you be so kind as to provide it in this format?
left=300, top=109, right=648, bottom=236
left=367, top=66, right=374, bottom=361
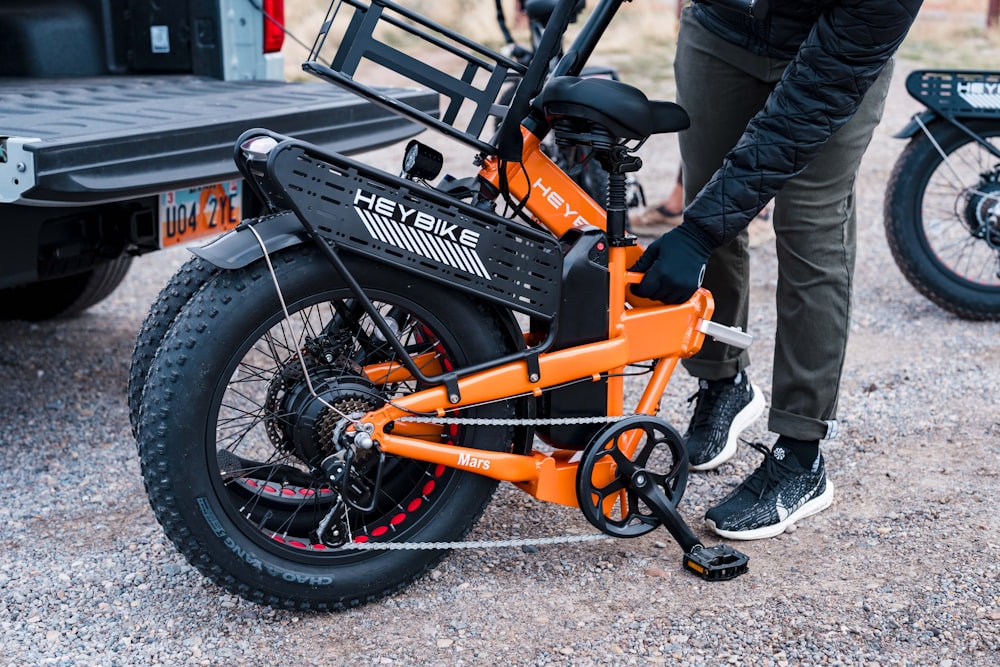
left=246, top=223, right=364, bottom=431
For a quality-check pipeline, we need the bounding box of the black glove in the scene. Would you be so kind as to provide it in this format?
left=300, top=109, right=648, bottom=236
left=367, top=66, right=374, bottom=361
left=630, top=221, right=716, bottom=304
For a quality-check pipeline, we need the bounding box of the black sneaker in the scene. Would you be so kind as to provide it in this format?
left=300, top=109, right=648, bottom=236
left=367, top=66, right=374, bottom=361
left=684, top=373, right=765, bottom=471
left=704, top=442, right=834, bottom=540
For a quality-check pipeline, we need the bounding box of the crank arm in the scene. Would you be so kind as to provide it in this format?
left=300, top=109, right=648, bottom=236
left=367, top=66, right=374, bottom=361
left=629, top=469, right=749, bottom=581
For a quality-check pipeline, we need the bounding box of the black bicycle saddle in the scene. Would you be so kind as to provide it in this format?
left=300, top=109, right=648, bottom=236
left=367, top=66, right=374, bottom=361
left=536, top=76, right=690, bottom=143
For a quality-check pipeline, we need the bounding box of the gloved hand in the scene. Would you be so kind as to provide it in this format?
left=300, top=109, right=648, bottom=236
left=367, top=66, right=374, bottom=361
left=630, top=221, right=716, bottom=304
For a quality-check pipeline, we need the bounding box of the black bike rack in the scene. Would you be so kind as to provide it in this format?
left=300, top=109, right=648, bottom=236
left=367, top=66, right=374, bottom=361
left=907, top=70, right=1000, bottom=119
left=304, top=0, right=587, bottom=162
left=267, top=136, right=563, bottom=321
left=904, top=70, right=1000, bottom=160
left=305, top=0, right=527, bottom=153
left=233, top=129, right=568, bottom=397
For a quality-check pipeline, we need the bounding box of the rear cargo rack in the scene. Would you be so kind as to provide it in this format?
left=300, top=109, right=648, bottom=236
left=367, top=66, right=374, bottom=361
left=906, top=70, right=1000, bottom=118
left=267, top=136, right=563, bottom=320
left=304, top=0, right=527, bottom=154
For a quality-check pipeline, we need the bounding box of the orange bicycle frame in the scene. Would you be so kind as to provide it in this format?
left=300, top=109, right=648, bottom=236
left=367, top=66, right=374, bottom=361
left=353, top=127, right=717, bottom=509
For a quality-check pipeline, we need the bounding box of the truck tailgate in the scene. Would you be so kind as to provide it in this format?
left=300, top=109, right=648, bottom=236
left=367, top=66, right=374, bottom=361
left=0, top=76, right=438, bottom=205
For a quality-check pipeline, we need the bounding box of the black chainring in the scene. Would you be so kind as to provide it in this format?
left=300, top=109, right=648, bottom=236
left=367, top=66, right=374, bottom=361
left=575, top=415, right=688, bottom=538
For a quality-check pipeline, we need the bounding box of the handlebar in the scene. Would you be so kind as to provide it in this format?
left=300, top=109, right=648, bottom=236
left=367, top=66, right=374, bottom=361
left=493, top=0, right=769, bottom=158
left=495, top=0, right=583, bottom=160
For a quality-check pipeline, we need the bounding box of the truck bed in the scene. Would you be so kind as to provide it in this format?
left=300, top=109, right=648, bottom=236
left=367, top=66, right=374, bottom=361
left=0, top=76, right=438, bottom=206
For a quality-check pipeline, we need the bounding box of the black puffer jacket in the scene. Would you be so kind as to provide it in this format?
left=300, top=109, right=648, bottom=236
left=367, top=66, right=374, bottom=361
left=683, top=0, right=924, bottom=247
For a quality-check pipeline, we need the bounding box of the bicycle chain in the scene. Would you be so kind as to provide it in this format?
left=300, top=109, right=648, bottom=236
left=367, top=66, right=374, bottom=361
left=338, top=533, right=609, bottom=551
left=338, top=413, right=639, bottom=550
left=396, top=414, right=631, bottom=426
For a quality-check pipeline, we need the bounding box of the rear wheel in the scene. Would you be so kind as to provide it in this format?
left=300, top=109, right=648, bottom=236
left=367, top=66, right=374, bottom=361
left=884, top=119, right=1000, bottom=319
left=137, top=246, right=517, bottom=609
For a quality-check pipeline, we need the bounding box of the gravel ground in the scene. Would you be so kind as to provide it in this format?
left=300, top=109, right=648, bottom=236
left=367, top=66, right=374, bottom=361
left=1, top=56, right=999, bottom=666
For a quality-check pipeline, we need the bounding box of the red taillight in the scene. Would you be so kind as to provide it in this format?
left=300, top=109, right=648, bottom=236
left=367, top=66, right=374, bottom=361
left=263, top=0, right=285, bottom=53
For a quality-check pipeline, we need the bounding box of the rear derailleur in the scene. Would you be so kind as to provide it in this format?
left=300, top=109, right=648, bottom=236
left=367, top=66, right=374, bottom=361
left=314, top=416, right=386, bottom=547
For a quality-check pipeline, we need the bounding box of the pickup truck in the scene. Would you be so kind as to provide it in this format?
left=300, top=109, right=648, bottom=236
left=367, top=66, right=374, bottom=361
left=0, top=0, right=435, bottom=320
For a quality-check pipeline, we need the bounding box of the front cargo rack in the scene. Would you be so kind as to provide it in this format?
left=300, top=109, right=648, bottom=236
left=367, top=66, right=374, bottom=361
left=304, top=0, right=527, bottom=154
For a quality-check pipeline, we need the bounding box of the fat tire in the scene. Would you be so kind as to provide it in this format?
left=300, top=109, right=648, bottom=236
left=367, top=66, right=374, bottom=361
left=884, top=120, right=1000, bottom=320
left=127, top=255, right=218, bottom=439
left=137, top=246, right=515, bottom=609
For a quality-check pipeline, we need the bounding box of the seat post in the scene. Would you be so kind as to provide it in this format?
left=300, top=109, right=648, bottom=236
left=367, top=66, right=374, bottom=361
left=599, top=145, right=641, bottom=246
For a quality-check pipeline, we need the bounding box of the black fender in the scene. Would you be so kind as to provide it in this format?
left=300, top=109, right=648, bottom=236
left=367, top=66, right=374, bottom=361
left=191, top=210, right=309, bottom=269
left=893, top=109, right=941, bottom=139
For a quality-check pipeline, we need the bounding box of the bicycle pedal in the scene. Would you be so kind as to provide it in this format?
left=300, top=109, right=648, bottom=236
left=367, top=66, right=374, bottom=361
left=683, top=544, right=749, bottom=581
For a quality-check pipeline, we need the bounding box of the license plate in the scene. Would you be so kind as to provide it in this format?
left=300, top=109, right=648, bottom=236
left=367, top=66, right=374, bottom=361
left=159, top=180, right=242, bottom=248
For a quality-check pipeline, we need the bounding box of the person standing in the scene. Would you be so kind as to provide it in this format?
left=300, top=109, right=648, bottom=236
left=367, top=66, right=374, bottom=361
left=632, top=0, right=924, bottom=540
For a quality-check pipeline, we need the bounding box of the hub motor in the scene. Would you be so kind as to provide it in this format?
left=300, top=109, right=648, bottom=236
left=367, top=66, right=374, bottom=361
left=266, top=360, right=384, bottom=467
left=964, top=170, right=1000, bottom=246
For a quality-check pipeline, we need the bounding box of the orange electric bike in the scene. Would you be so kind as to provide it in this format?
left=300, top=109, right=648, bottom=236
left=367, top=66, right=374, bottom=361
left=132, top=0, right=754, bottom=610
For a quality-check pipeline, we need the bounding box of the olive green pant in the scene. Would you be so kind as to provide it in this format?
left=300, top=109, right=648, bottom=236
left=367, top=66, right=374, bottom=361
left=673, top=10, right=894, bottom=441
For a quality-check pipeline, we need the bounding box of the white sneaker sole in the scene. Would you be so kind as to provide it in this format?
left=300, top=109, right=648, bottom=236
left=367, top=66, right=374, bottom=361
left=706, top=479, right=835, bottom=541
left=689, top=383, right=766, bottom=472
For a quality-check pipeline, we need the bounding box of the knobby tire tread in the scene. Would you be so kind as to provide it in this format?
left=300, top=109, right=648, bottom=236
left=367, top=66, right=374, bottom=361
left=127, top=255, right=218, bottom=438
left=137, top=246, right=512, bottom=610
left=884, top=123, right=1000, bottom=320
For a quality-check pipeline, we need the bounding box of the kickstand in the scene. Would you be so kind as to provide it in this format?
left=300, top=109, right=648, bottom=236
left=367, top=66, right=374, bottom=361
left=629, top=469, right=749, bottom=581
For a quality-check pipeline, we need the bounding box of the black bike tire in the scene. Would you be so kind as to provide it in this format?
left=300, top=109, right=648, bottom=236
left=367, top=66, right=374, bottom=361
left=137, top=245, right=515, bottom=609
left=127, top=255, right=218, bottom=438
left=884, top=119, right=1000, bottom=320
